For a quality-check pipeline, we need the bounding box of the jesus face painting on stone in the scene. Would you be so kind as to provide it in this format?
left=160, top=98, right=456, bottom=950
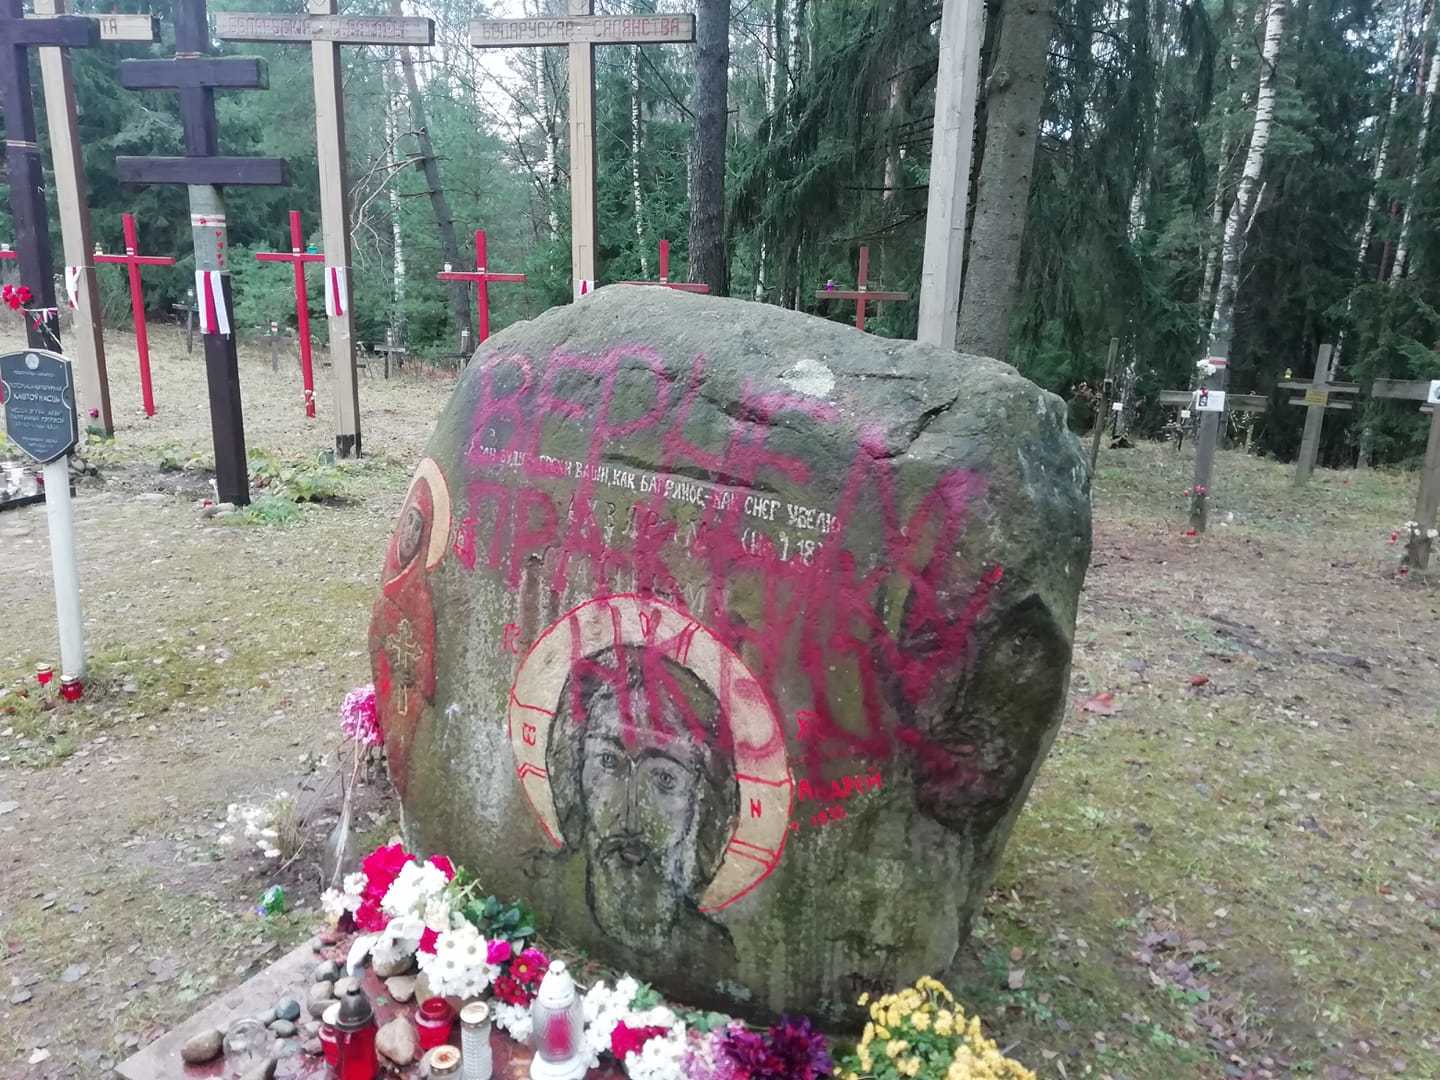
left=547, top=643, right=739, bottom=969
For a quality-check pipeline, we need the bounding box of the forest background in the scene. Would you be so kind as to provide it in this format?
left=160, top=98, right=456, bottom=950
left=4, top=0, right=1439, bottom=467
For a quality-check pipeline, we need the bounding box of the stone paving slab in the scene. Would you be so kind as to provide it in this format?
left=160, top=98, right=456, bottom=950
left=116, top=937, right=624, bottom=1079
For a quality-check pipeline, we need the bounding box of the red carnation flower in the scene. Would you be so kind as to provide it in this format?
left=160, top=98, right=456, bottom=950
left=418, top=927, right=439, bottom=955
left=610, top=1022, right=669, bottom=1061
left=353, top=897, right=387, bottom=933
left=492, top=975, right=531, bottom=1007
left=510, top=948, right=547, bottom=986
left=428, top=854, right=456, bottom=880
left=360, top=842, right=414, bottom=898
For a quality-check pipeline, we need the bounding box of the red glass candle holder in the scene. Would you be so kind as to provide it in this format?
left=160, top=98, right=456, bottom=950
left=59, top=675, right=83, bottom=702
left=415, top=996, right=456, bottom=1052
left=35, top=663, right=53, bottom=688
left=334, top=987, right=378, bottom=1080
left=320, top=1002, right=340, bottom=1067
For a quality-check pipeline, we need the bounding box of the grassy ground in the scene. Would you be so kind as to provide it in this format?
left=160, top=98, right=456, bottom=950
left=0, top=320, right=1436, bottom=1078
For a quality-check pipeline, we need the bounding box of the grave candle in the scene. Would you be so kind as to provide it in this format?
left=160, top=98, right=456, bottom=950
left=459, top=1001, right=492, bottom=1080
left=333, top=986, right=377, bottom=1080
left=529, top=961, right=585, bottom=1080
left=36, top=662, right=53, bottom=687
left=59, top=674, right=82, bottom=701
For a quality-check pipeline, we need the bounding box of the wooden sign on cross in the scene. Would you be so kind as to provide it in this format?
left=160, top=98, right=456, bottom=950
left=436, top=229, right=527, bottom=345
left=1371, top=376, right=1440, bottom=569
left=469, top=2, right=695, bottom=300
left=95, top=213, right=176, bottom=419
left=115, top=0, right=289, bottom=507
left=617, top=238, right=709, bottom=293
left=217, top=3, right=435, bottom=458
left=254, top=211, right=324, bottom=419
left=1, top=0, right=111, bottom=429
left=1278, top=344, right=1359, bottom=484
left=814, top=246, right=910, bottom=333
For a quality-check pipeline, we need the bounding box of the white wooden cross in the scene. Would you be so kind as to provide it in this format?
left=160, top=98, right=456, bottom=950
left=469, top=1, right=694, bottom=299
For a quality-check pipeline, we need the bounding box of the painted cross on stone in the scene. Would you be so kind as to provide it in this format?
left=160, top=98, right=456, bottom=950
left=436, top=229, right=527, bottom=345
left=95, top=213, right=175, bottom=419
left=617, top=238, right=709, bottom=293
left=384, top=618, right=422, bottom=716
left=0, top=0, right=97, bottom=361
left=469, top=2, right=695, bottom=300
left=814, top=246, right=910, bottom=333
left=255, top=211, right=324, bottom=418
left=115, top=0, right=288, bottom=506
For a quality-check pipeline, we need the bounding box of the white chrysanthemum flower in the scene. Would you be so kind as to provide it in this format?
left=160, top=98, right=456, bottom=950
left=416, top=923, right=498, bottom=998
left=422, top=896, right=452, bottom=932
left=623, top=1026, right=688, bottom=1080
left=380, top=860, right=450, bottom=919
left=342, top=872, right=366, bottom=897
left=371, top=915, right=423, bottom=968
left=493, top=1001, right=533, bottom=1044
left=320, top=889, right=349, bottom=920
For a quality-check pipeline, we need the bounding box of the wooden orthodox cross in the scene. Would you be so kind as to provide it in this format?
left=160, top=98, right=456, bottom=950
left=617, top=238, right=708, bottom=293
left=254, top=211, right=324, bottom=418
left=1371, top=376, right=1440, bottom=569
left=1278, top=344, right=1359, bottom=484
left=29, top=4, right=160, bottom=436
left=469, top=3, right=695, bottom=300
left=1, top=0, right=100, bottom=415
left=436, top=229, right=527, bottom=345
left=95, top=213, right=176, bottom=419
left=1088, top=337, right=1119, bottom=472
left=814, top=246, right=910, bottom=333
left=217, top=4, right=434, bottom=458
left=116, top=0, right=288, bottom=506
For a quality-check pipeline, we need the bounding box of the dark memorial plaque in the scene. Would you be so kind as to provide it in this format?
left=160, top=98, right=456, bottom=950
left=0, top=348, right=78, bottom=464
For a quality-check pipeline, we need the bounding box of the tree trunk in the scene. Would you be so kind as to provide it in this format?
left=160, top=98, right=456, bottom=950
left=394, top=0, right=470, bottom=341
left=757, top=0, right=787, bottom=301
left=1198, top=127, right=1233, bottom=323
left=632, top=49, right=647, bottom=276
left=954, top=0, right=1056, bottom=360
left=1393, top=0, right=1439, bottom=281
left=688, top=0, right=731, bottom=293
left=1207, top=0, right=1285, bottom=354
left=1359, top=6, right=1409, bottom=271
left=385, top=59, right=406, bottom=344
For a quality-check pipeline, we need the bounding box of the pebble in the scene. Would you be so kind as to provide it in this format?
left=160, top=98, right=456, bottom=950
left=268, top=1020, right=296, bottom=1038
left=331, top=975, right=360, bottom=998
left=371, top=951, right=412, bottom=978
left=302, top=1037, right=323, bottom=1056
left=59, top=963, right=89, bottom=983
left=385, top=975, right=416, bottom=1003
left=306, top=980, right=336, bottom=1018
left=9, top=990, right=32, bottom=1005
left=254, top=1008, right=276, bottom=1026
left=274, top=997, right=301, bottom=1022
left=313, top=959, right=341, bottom=983
left=240, top=1060, right=277, bottom=1080
left=376, top=1016, right=418, bottom=1067
left=179, top=1028, right=224, bottom=1065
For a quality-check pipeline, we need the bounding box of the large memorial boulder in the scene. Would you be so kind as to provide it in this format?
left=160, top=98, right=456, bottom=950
left=369, top=286, right=1091, bottom=1021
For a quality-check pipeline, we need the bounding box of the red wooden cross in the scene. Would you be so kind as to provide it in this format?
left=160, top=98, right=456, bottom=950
left=814, top=245, right=909, bottom=332
left=95, top=213, right=175, bottom=418
left=255, top=210, right=323, bottom=418
left=436, top=229, right=526, bottom=345
left=617, top=238, right=709, bottom=293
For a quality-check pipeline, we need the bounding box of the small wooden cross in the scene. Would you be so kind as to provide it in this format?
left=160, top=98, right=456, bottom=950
left=115, top=0, right=288, bottom=506
left=1371, top=376, right=1440, bottom=569
left=814, top=246, right=910, bottom=332
left=1279, top=344, right=1359, bottom=484
left=0, top=0, right=97, bottom=361
left=373, top=329, right=408, bottom=380
left=469, top=2, right=695, bottom=300
left=436, top=229, right=527, bottom=344
left=217, top=3, right=435, bottom=458
left=254, top=211, right=324, bottom=419
left=617, top=238, right=709, bottom=293
left=172, top=290, right=199, bottom=355
left=95, top=213, right=175, bottom=419
left=260, top=320, right=292, bottom=373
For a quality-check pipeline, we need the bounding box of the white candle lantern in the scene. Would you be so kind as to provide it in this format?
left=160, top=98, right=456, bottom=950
left=528, top=961, right=587, bottom=1080
left=460, top=1000, right=494, bottom=1080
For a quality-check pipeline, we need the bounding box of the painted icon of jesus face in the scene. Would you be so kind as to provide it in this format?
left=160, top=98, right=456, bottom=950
left=549, top=643, right=736, bottom=956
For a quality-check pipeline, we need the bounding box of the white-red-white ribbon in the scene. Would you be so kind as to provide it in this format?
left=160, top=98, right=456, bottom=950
left=64, top=266, right=81, bottom=309
left=575, top=278, right=594, bottom=299
left=195, top=270, right=231, bottom=337
left=325, top=265, right=348, bottom=317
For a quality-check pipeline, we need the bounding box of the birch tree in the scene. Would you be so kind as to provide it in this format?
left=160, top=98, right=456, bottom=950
left=1392, top=0, right=1439, bottom=281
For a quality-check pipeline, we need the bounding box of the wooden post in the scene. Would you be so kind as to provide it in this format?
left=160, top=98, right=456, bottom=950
left=917, top=0, right=984, bottom=349
left=116, top=0, right=289, bottom=506
left=1089, top=336, right=1119, bottom=473
left=469, top=6, right=695, bottom=300
left=1372, top=378, right=1440, bottom=569
left=94, top=212, right=176, bottom=417
left=34, top=0, right=150, bottom=434
left=815, top=246, right=910, bottom=332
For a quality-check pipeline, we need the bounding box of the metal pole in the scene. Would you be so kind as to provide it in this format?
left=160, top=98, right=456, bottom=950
left=42, top=455, right=85, bottom=677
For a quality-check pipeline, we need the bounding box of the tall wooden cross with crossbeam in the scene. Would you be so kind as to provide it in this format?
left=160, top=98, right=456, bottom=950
left=1279, top=344, right=1359, bottom=484
left=116, top=0, right=288, bottom=506
left=469, top=2, right=695, bottom=300
left=216, top=3, right=434, bottom=458
left=1, top=0, right=96, bottom=402
left=1372, top=376, right=1440, bottom=569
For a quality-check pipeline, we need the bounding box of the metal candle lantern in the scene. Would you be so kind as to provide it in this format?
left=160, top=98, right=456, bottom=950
left=529, top=961, right=587, bottom=1080
left=35, top=663, right=53, bottom=688
left=333, top=986, right=379, bottom=1080
left=59, top=674, right=83, bottom=702
left=459, top=1001, right=493, bottom=1080
left=425, top=1045, right=462, bottom=1075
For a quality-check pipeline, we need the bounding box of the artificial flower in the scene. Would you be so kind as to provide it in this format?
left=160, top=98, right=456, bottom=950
left=611, top=1022, right=670, bottom=1061
left=418, top=927, right=439, bottom=955
left=340, top=684, right=381, bottom=746
left=492, top=974, right=530, bottom=1006
left=487, top=938, right=513, bottom=965
left=511, top=946, right=548, bottom=985
left=429, top=854, right=456, bottom=880
left=492, top=1000, right=533, bottom=1043
left=417, top=923, right=499, bottom=999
